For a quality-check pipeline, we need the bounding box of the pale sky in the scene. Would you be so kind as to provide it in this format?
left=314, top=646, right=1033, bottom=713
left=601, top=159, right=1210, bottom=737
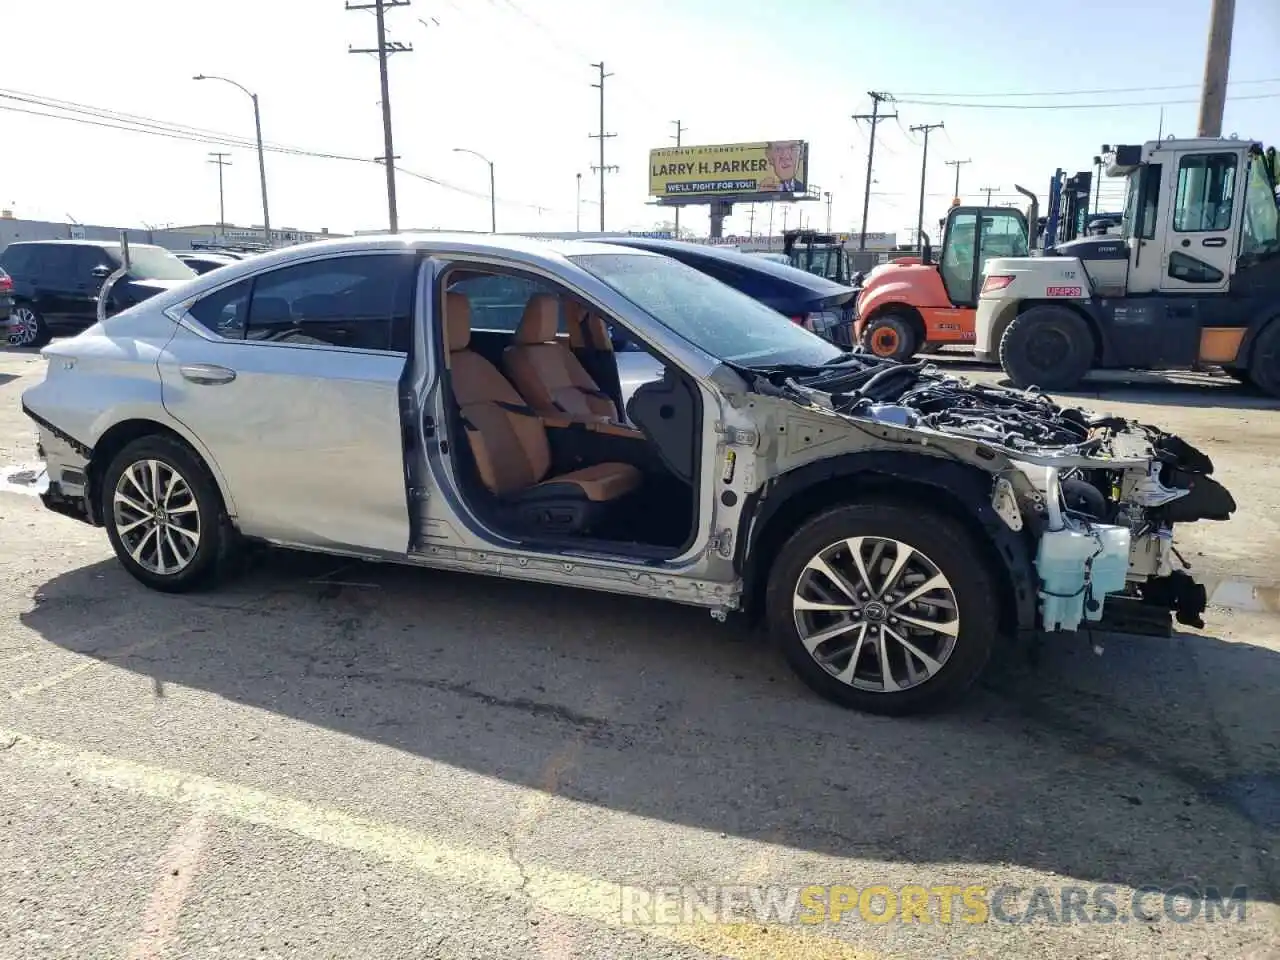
left=2, top=0, right=1278, bottom=241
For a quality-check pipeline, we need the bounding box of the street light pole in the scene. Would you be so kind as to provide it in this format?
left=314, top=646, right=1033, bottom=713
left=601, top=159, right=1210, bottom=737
left=453, top=148, right=496, bottom=233
left=194, top=74, right=272, bottom=248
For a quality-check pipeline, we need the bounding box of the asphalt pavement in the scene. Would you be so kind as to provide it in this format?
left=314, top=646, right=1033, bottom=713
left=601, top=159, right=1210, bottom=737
left=1, top=344, right=1278, bottom=959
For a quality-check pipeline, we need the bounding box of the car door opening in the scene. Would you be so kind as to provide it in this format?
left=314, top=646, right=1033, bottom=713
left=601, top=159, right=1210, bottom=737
left=431, top=267, right=700, bottom=556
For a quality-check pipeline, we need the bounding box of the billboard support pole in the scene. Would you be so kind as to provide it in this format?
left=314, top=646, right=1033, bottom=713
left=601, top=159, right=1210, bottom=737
left=852, top=92, right=896, bottom=251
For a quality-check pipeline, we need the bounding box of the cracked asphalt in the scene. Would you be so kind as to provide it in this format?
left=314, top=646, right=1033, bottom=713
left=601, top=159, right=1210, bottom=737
left=2, top=345, right=1279, bottom=959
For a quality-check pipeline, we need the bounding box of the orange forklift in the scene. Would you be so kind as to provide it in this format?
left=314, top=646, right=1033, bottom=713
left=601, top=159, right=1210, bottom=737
left=853, top=186, right=1040, bottom=360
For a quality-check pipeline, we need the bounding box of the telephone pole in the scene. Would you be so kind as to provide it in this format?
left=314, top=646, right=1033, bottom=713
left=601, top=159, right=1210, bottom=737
left=670, top=120, right=686, bottom=236
left=980, top=185, right=1000, bottom=205
left=910, top=122, right=944, bottom=249
left=852, top=92, right=896, bottom=251
left=824, top=191, right=833, bottom=232
left=1197, top=0, right=1236, bottom=137
left=944, top=158, right=972, bottom=201
left=207, top=152, right=231, bottom=227
left=589, top=62, right=618, bottom=232
left=348, top=0, right=412, bottom=233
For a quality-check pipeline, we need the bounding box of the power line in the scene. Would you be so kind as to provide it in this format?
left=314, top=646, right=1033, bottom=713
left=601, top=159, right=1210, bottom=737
left=892, top=76, right=1280, bottom=99
left=893, top=91, right=1280, bottom=110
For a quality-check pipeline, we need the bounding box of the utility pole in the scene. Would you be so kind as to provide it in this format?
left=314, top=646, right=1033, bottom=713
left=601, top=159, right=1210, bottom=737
left=670, top=120, right=686, bottom=236
left=823, top=191, right=832, bottom=232
left=1197, top=0, right=1236, bottom=137
left=747, top=203, right=756, bottom=239
left=348, top=0, right=412, bottom=233
left=909, top=122, right=944, bottom=249
left=980, top=185, right=1000, bottom=205
left=207, top=152, right=231, bottom=227
left=852, top=92, right=897, bottom=251
left=589, top=62, right=618, bottom=232
left=575, top=172, right=582, bottom=232
left=768, top=202, right=775, bottom=246
left=945, top=158, right=972, bottom=202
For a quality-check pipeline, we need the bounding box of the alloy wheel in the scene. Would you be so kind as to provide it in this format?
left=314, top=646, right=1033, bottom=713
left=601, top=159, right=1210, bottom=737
left=792, top=536, right=960, bottom=692
left=7, top=307, right=39, bottom=346
left=112, top=459, right=202, bottom=576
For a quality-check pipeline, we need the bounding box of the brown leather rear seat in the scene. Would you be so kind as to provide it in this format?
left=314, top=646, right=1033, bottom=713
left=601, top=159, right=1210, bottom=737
left=503, top=294, right=621, bottom=422
left=444, top=292, right=640, bottom=523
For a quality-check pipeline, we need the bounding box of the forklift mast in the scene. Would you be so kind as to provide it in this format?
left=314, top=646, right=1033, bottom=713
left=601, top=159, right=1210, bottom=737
left=1042, top=168, right=1092, bottom=250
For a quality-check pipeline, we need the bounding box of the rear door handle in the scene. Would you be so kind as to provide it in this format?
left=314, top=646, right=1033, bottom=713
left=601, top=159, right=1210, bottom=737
left=179, top=363, right=237, bottom=385
left=1202, top=237, right=1227, bottom=248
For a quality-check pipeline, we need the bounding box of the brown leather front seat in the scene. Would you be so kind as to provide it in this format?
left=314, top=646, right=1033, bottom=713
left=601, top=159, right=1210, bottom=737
left=503, top=294, right=620, bottom=422
left=444, top=292, right=640, bottom=528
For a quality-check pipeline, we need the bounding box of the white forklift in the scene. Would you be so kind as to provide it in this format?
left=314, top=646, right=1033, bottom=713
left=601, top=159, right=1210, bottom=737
left=974, top=137, right=1280, bottom=394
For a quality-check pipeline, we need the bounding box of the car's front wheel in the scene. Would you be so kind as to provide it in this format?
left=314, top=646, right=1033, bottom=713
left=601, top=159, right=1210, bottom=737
left=766, top=503, right=998, bottom=715
left=102, top=435, right=235, bottom=593
left=7, top=304, right=51, bottom=349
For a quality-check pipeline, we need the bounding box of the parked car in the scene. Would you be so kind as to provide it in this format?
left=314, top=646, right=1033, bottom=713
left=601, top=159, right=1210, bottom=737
left=593, top=236, right=858, bottom=347
left=176, top=252, right=241, bottom=275
left=0, top=268, right=12, bottom=333
left=1, top=240, right=197, bottom=348
left=16, top=234, right=1232, bottom=714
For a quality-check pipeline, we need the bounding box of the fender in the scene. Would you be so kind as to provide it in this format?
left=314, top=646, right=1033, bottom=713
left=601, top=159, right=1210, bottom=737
left=1234, top=307, right=1280, bottom=364
left=736, top=450, right=1038, bottom=632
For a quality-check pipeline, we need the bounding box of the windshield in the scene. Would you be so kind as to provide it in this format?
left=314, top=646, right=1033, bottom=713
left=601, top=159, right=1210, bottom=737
left=789, top=246, right=847, bottom=282
left=1241, top=152, right=1280, bottom=256
left=115, top=246, right=198, bottom=282
left=571, top=252, right=844, bottom=368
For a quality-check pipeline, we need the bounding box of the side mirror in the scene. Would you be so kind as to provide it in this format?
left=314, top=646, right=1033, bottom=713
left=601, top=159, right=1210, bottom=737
left=920, top=235, right=933, bottom=266
left=91, top=264, right=113, bottom=279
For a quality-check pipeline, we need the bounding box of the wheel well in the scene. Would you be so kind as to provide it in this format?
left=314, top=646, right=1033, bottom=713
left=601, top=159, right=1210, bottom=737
left=1015, top=299, right=1103, bottom=361
left=741, top=470, right=1020, bottom=636
left=86, top=420, right=195, bottom=525
left=864, top=303, right=925, bottom=344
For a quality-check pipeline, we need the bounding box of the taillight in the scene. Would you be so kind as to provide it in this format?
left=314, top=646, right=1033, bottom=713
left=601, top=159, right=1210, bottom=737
left=790, top=315, right=806, bottom=326
left=981, top=274, right=1014, bottom=295
left=0, top=275, right=11, bottom=293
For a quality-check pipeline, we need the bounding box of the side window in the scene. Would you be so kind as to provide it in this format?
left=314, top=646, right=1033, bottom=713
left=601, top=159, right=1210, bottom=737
left=244, top=253, right=417, bottom=352
left=1138, top=164, right=1163, bottom=239
left=941, top=212, right=977, bottom=303
left=40, top=246, right=77, bottom=282
left=1, top=246, right=32, bottom=277
left=978, top=211, right=1028, bottom=261
left=1167, top=252, right=1224, bottom=284
left=73, top=247, right=111, bottom=279
left=188, top=278, right=252, bottom=339
left=1173, top=153, right=1237, bottom=232
left=446, top=272, right=565, bottom=334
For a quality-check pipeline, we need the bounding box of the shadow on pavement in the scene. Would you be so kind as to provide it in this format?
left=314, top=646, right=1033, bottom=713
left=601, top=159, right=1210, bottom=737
left=24, top=549, right=1280, bottom=903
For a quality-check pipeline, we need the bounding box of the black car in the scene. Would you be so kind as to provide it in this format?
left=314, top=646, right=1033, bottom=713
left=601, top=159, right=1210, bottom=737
left=1, top=240, right=197, bottom=348
left=591, top=237, right=859, bottom=347
left=176, top=251, right=241, bottom=274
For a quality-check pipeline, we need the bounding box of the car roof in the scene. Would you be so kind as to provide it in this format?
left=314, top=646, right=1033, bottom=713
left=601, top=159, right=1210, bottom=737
left=7, top=239, right=168, bottom=251
left=590, top=236, right=852, bottom=294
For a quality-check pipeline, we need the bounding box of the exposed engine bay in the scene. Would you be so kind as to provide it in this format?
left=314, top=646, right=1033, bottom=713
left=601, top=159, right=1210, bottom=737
left=746, top=353, right=1236, bottom=633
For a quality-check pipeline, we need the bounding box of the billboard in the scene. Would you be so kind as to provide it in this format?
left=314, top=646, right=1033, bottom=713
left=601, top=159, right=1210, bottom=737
left=649, top=141, right=809, bottom=199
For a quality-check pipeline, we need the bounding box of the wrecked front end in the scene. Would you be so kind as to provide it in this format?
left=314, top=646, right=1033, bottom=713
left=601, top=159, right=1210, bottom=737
left=747, top=355, right=1235, bottom=635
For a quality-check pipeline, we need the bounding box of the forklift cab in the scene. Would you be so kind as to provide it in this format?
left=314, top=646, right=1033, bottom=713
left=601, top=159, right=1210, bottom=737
left=1112, top=139, right=1280, bottom=296
left=936, top=206, right=1030, bottom=307
left=782, top=229, right=854, bottom=285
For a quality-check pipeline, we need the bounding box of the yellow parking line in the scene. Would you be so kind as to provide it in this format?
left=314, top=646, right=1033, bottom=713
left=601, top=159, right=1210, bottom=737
left=0, top=727, right=878, bottom=960
left=8, top=629, right=191, bottom=702
left=125, top=811, right=210, bottom=960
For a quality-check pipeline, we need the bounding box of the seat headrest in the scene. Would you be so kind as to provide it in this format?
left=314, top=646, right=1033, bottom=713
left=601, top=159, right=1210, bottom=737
left=251, top=296, right=292, bottom=325
left=514, top=294, right=560, bottom=344
left=445, top=292, right=471, bottom=351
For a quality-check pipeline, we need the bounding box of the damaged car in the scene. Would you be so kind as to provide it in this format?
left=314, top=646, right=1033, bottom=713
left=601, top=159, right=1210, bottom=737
left=15, top=234, right=1235, bottom=714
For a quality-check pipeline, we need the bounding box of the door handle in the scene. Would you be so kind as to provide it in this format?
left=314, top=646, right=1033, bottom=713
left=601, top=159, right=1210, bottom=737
left=179, top=363, right=237, bottom=385
left=1201, top=237, right=1227, bottom=248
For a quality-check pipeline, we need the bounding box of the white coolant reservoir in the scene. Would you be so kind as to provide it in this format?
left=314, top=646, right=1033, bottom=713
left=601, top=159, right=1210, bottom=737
left=1035, top=519, right=1132, bottom=631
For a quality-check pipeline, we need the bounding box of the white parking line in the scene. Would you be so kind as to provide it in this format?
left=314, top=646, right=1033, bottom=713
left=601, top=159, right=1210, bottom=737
left=0, top=727, right=877, bottom=960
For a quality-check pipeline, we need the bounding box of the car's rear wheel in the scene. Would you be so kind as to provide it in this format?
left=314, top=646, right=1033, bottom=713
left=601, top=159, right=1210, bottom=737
left=999, top=305, right=1094, bottom=390
left=7, top=304, right=51, bottom=349
left=102, top=435, right=236, bottom=593
left=766, top=503, right=998, bottom=715
left=862, top=312, right=919, bottom=361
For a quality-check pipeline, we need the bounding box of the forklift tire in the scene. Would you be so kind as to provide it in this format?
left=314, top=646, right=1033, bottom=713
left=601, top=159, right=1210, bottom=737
left=1246, top=319, right=1280, bottom=398
left=862, top=312, right=919, bottom=362
left=999, top=306, right=1094, bottom=391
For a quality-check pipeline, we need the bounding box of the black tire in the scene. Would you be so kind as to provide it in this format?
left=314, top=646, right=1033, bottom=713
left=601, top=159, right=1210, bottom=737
left=998, top=305, right=1094, bottom=390
left=766, top=503, right=998, bottom=716
left=1247, top=320, right=1280, bottom=398
left=862, top=312, right=920, bottom=362
left=6, top=303, right=52, bottom=349
left=101, top=434, right=237, bottom=593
